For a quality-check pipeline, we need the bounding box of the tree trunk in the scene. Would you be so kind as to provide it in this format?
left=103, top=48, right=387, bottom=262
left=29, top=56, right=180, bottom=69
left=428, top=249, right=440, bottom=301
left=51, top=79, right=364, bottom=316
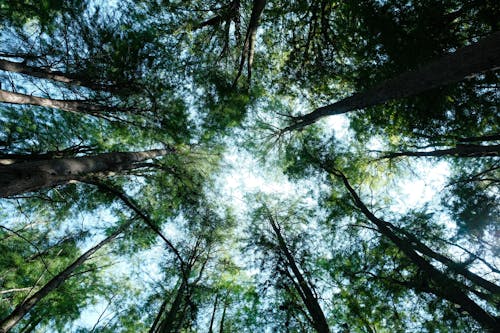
left=267, top=214, right=330, bottom=333
left=0, top=59, right=117, bottom=91
left=381, top=144, right=500, bottom=159
left=0, top=89, right=117, bottom=114
left=153, top=280, right=187, bottom=333
left=233, top=0, right=267, bottom=86
left=149, top=297, right=169, bottom=333
left=0, top=220, right=131, bottom=333
left=208, top=294, right=219, bottom=333
left=218, top=296, right=228, bottom=333
left=329, top=168, right=500, bottom=331
left=0, top=148, right=172, bottom=197
left=284, top=31, right=500, bottom=132
left=458, top=134, right=500, bottom=143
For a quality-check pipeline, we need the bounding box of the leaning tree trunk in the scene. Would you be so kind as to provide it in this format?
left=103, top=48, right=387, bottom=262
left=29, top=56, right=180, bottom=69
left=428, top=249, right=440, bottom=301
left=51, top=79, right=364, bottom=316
left=381, top=144, right=500, bottom=159
left=0, top=89, right=116, bottom=114
left=152, top=279, right=187, bottom=333
left=283, top=31, right=500, bottom=132
left=268, top=214, right=330, bottom=333
left=0, top=148, right=173, bottom=197
left=0, top=220, right=131, bottom=333
left=218, top=295, right=228, bottom=333
left=233, top=0, right=267, bottom=86
left=208, top=294, right=219, bottom=333
left=0, top=59, right=116, bottom=91
left=329, top=168, right=500, bottom=332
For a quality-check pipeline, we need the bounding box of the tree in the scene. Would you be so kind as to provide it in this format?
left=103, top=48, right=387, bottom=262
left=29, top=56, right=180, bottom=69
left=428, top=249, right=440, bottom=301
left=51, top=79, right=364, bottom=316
left=1, top=1, right=499, bottom=332
left=0, top=58, right=124, bottom=92
left=282, top=31, right=500, bottom=132
left=0, top=148, right=174, bottom=197
left=247, top=201, right=331, bottom=332
left=0, top=218, right=131, bottom=333
left=378, top=143, right=500, bottom=158
left=266, top=210, right=330, bottom=333
left=320, top=164, right=500, bottom=331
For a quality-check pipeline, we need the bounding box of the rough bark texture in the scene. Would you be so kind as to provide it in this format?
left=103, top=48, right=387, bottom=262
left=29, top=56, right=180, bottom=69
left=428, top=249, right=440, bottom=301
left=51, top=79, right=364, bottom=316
left=268, top=214, right=330, bottom=333
left=284, top=31, right=500, bottom=132
left=0, top=149, right=172, bottom=197
left=0, top=221, right=131, bottom=333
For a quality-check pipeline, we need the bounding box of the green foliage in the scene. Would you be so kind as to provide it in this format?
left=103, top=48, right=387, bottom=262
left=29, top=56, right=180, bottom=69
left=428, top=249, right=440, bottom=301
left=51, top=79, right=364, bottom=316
left=0, top=0, right=84, bottom=30
left=444, top=180, right=499, bottom=236
left=0, top=1, right=498, bottom=332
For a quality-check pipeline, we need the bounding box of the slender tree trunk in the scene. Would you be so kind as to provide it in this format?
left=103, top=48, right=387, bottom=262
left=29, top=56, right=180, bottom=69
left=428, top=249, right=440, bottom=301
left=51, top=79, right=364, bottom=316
left=195, top=0, right=240, bottom=30
left=208, top=294, right=219, bottom=333
left=0, top=288, right=33, bottom=295
left=18, top=316, right=42, bottom=333
left=284, top=31, right=500, bottom=132
left=381, top=144, right=500, bottom=159
left=329, top=168, right=500, bottom=331
left=0, top=59, right=117, bottom=91
left=0, top=59, right=76, bottom=83
left=233, top=0, right=267, bottom=86
left=387, top=223, right=500, bottom=296
left=0, top=89, right=116, bottom=114
left=0, top=220, right=131, bottom=333
left=218, top=296, right=228, bottom=333
left=458, top=134, right=500, bottom=143
left=0, top=148, right=172, bottom=197
left=267, top=214, right=330, bottom=333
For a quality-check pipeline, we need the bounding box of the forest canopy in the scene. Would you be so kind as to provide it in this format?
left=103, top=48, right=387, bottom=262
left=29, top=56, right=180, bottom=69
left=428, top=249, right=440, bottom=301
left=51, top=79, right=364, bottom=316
left=0, top=0, right=499, bottom=332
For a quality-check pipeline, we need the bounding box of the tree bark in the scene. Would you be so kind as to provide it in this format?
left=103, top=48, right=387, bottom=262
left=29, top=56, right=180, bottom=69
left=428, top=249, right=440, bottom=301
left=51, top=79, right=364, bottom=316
left=0, top=148, right=173, bottom=197
left=267, top=214, right=330, bottom=333
left=233, top=0, right=267, bottom=86
left=0, top=59, right=117, bottom=91
left=283, top=31, right=500, bottom=132
left=327, top=167, right=500, bottom=331
left=458, top=134, right=500, bottom=143
left=0, top=220, right=131, bottom=333
left=208, top=294, right=219, bottom=333
left=0, top=89, right=122, bottom=115
left=153, top=279, right=187, bottom=333
left=218, top=296, right=228, bottom=333
left=380, top=144, right=500, bottom=159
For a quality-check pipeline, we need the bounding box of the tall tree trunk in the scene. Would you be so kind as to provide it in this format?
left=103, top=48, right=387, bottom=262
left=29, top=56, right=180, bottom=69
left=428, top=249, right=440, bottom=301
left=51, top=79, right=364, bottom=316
left=380, top=144, right=500, bottom=159
left=233, top=0, right=267, bottom=86
left=149, top=297, right=169, bottom=333
left=267, top=214, right=330, bottom=333
left=0, top=220, right=131, bottom=333
left=327, top=167, right=500, bottom=331
left=208, top=294, right=219, bottom=333
left=283, top=31, right=500, bottom=132
left=218, top=296, right=228, bottom=333
left=0, top=148, right=173, bottom=197
left=0, top=59, right=117, bottom=91
left=153, top=280, right=187, bottom=333
left=0, top=89, right=116, bottom=114
left=458, top=134, right=500, bottom=143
